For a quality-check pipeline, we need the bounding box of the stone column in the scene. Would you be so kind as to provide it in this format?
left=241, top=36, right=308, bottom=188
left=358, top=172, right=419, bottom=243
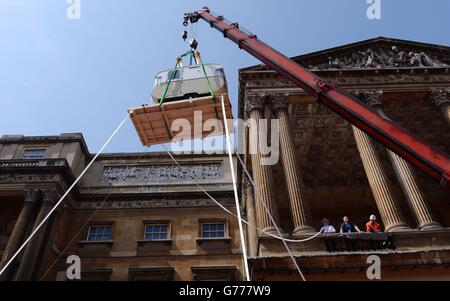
left=352, top=126, right=411, bottom=232
left=243, top=178, right=258, bottom=257
left=374, top=98, right=442, bottom=230
left=271, top=96, right=315, bottom=234
left=0, top=189, right=40, bottom=281
left=386, top=150, right=442, bottom=230
left=14, top=189, right=58, bottom=281
left=430, top=88, right=450, bottom=126
left=246, top=96, right=280, bottom=234
left=350, top=91, right=410, bottom=231
left=354, top=90, right=442, bottom=230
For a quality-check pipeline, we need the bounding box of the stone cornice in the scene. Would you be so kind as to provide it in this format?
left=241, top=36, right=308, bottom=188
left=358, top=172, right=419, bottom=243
left=0, top=133, right=91, bottom=158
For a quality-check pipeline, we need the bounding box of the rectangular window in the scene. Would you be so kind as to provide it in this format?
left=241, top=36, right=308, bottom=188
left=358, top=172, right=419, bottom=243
left=167, top=69, right=180, bottom=81
left=214, top=68, right=224, bottom=77
left=201, top=223, right=226, bottom=238
left=144, top=224, right=169, bottom=240
left=23, top=149, right=46, bottom=159
left=86, top=225, right=112, bottom=241
left=154, top=76, right=162, bottom=87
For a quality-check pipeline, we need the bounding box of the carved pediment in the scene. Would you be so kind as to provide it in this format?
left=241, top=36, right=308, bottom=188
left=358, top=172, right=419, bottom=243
left=241, top=37, right=450, bottom=72
left=307, top=46, right=449, bottom=70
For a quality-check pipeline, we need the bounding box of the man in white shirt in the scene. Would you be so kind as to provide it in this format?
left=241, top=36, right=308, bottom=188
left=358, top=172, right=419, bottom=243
left=320, top=218, right=337, bottom=252
left=320, top=219, right=336, bottom=234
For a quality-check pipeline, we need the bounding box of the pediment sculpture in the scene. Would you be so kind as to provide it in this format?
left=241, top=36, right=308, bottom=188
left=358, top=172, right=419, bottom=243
left=308, top=46, right=449, bottom=70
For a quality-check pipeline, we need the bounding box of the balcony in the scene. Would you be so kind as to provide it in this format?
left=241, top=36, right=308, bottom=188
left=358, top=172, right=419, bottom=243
left=258, top=228, right=450, bottom=256
left=252, top=229, right=450, bottom=279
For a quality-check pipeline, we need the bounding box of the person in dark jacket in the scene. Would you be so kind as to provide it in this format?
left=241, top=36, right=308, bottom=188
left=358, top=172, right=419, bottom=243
left=340, top=216, right=361, bottom=251
left=340, top=216, right=361, bottom=233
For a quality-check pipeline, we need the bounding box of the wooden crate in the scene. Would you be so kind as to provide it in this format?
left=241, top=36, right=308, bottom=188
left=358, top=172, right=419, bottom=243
left=128, top=94, right=233, bottom=146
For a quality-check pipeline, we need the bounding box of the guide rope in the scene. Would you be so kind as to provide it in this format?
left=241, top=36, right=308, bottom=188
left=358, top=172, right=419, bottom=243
left=221, top=95, right=250, bottom=281
left=39, top=150, right=157, bottom=281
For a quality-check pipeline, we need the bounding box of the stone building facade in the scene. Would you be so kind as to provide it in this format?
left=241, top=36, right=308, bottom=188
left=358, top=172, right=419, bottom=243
left=0, top=133, right=243, bottom=281
left=1, top=37, right=450, bottom=281
left=239, top=37, right=450, bottom=280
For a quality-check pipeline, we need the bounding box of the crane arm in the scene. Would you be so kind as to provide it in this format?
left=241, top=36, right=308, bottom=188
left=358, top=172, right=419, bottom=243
left=184, top=7, right=450, bottom=189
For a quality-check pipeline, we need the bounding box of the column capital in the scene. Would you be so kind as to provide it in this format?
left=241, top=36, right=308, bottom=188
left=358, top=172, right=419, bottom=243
left=268, top=94, right=289, bottom=113
left=244, top=95, right=265, bottom=117
left=41, top=188, right=60, bottom=205
left=430, top=88, right=450, bottom=108
left=23, top=189, right=41, bottom=204
left=349, top=89, right=384, bottom=108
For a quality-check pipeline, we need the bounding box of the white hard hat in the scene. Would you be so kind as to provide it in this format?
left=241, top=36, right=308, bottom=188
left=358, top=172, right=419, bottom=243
left=370, top=215, right=377, bottom=221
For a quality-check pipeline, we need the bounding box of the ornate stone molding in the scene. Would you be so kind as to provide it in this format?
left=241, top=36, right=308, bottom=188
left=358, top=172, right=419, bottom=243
left=430, top=88, right=450, bottom=108
left=309, top=46, right=449, bottom=70
left=101, top=163, right=222, bottom=185
left=72, top=198, right=235, bottom=210
left=349, top=89, right=384, bottom=108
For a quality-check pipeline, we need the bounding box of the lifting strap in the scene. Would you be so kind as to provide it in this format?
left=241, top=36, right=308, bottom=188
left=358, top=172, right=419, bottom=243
left=195, top=51, right=220, bottom=120
left=158, top=49, right=221, bottom=137
left=158, top=50, right=193, bottom=138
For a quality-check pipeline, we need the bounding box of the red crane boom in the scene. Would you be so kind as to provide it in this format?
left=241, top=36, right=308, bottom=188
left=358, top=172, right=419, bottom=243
left=184, top=7, right=450, bottom=190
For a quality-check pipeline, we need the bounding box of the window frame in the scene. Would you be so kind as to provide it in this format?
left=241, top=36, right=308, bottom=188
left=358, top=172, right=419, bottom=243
left=167, top=69, right=180, bottom=82
left=86, top=223, right=114, bottom=242
left=199, top=219, right=228, bottom=239
left=142, top=220, right=171, bottom=241
left=22, top=148, right=47, bottom=159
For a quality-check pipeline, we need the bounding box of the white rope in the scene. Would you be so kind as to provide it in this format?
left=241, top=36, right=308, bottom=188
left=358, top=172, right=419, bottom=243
left=162, top=146, right=321, bottom=243
left=235, top=153, right=321, bottom=241
left=162, top=107, right=323, bottom=281
left=39, top=149, right=163, bottom=281
left=229, top=117, right=306, bottom=281
left=221, top=95, right=251, bottom=281
left=0, top=113, right=130, bottom=278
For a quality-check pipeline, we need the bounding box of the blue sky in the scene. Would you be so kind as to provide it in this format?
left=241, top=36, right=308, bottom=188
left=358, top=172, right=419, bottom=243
left=1, top=0, right=449, bottom=154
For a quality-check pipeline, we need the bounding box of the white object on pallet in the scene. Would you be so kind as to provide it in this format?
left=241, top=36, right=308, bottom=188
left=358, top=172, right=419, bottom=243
left=128, top=94, right=233, bottom=146
left=151, top=64, right=227, bottom=103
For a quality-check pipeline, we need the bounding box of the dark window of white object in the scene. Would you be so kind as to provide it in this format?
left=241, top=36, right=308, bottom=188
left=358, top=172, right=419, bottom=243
left=214, top=68, right=224, bottom=77
left=144, top=224, right=169, bottom=240
left=87, top=225, right=112, bottom=241
left=23, top=149, right=46, bottom=159
left=201, top=223, right=225, bottom=238
left=154, top=76, right=162, bottom=87
left=167, top=70, right=180, bottom=81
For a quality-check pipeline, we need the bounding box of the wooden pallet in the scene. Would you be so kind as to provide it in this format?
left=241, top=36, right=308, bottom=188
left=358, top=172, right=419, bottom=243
left=128, top=94, right=233, bottom=146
